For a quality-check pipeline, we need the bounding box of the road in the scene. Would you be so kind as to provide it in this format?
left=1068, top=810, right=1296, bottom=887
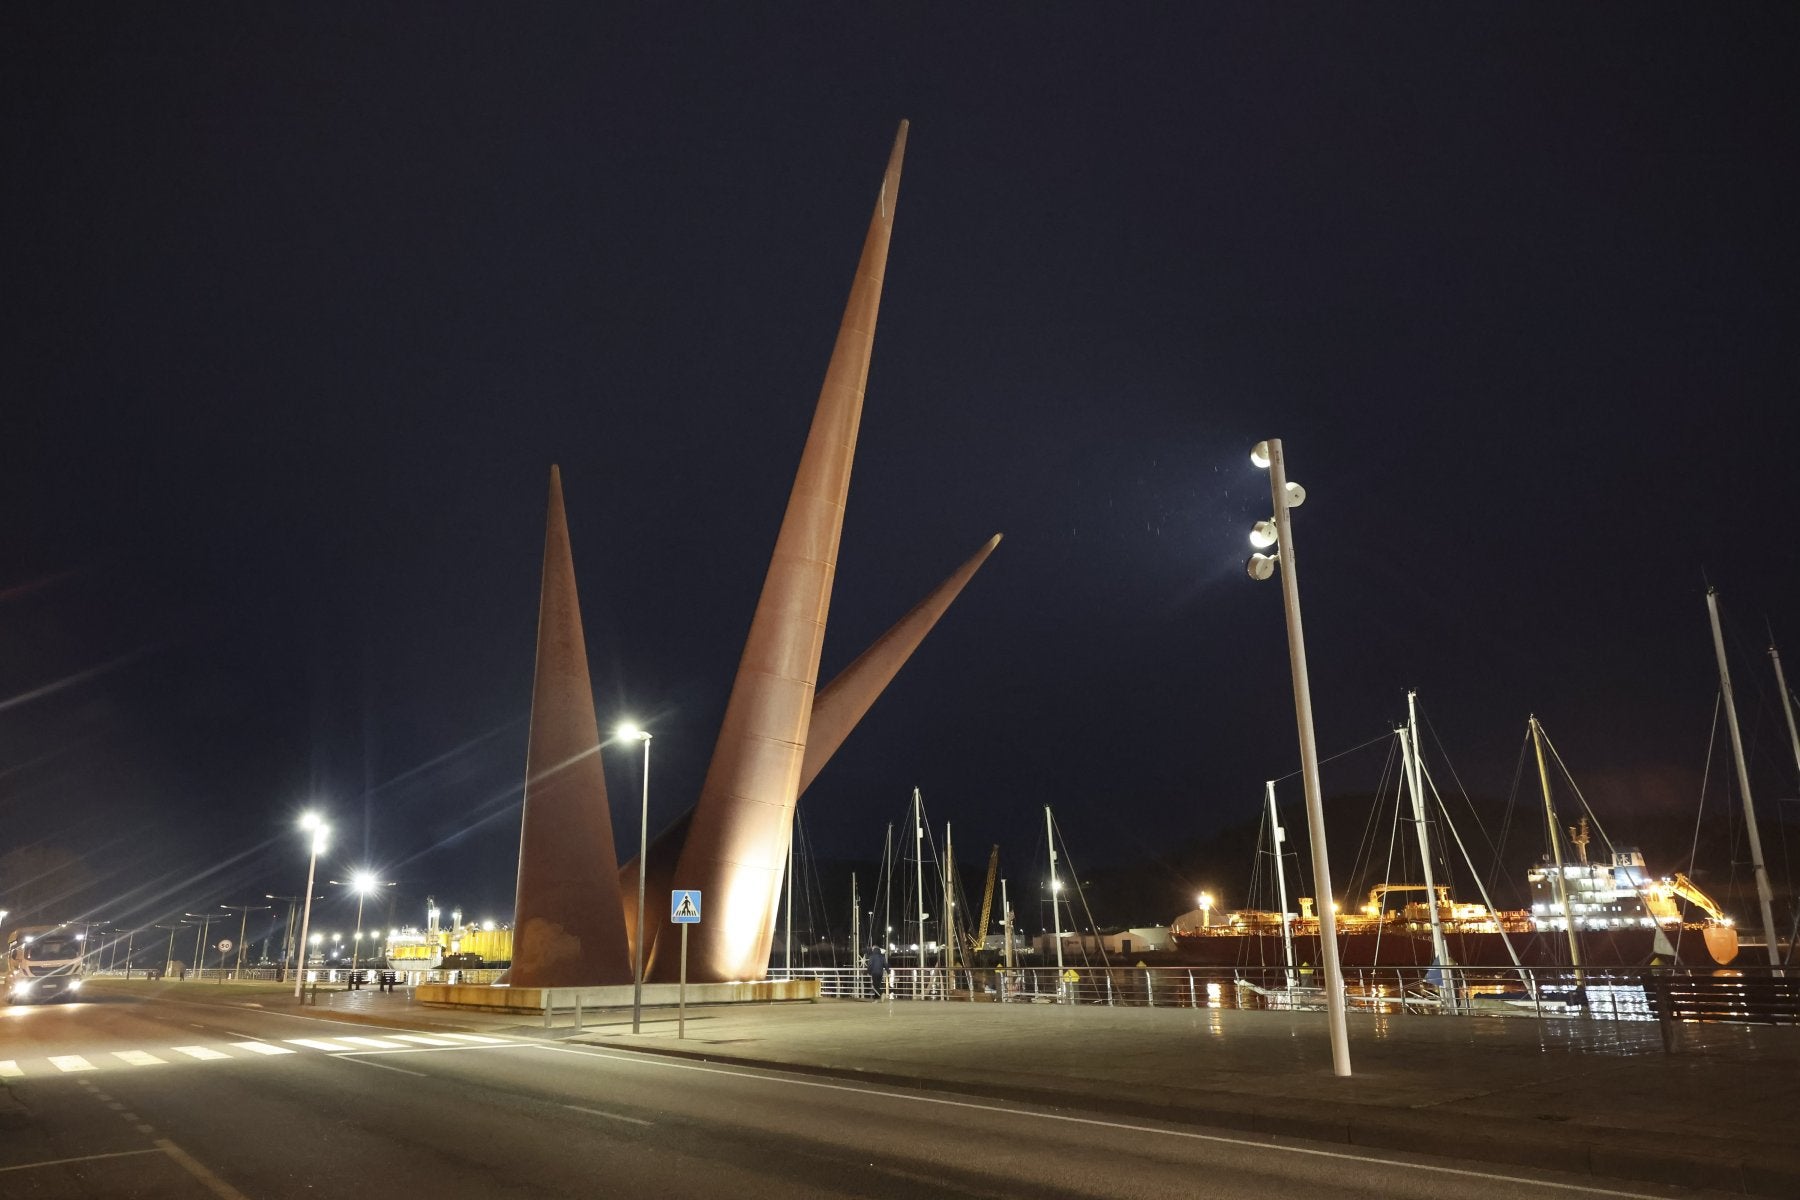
left=0, top=992, right=1734, bottom=1199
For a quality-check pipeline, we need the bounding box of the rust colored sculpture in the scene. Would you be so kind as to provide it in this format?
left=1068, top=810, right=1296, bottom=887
left=509, top=466, right=633, bottom=987
left=510, top=122, right=999, bottom=985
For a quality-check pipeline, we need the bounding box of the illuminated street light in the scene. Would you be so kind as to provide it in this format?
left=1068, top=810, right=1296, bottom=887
left=615, top=722, right=653, bottom=1036
left=292, top=812, right=329, bottom=999
left=341, top=871, right=394, bottom=979
left=1248, top=437, right=1351, bottom=1078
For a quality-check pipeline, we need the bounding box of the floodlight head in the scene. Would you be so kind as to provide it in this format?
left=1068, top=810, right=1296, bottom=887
left=300, top=812, right=322, bottom=831
left=1199, top=892, right=1213, bottom=909
left=614, top=722, right=649, bottom=742
left=352, top=871, right=379, bottom=896
left=1249, top=519, right=1278, bottom=549
left=1250, top=440, right=1272, bottom=470
left=1246, top=553, right=1278, bottom=582
left=1283, top=481, right=1306, bottom=508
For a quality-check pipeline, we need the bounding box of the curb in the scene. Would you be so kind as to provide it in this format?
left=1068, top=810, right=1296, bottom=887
left=571, top=1037, right=1800, bottom=1198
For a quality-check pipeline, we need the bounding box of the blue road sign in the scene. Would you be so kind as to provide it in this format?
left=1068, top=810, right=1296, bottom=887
left=671, top=890, right=702, bottom=924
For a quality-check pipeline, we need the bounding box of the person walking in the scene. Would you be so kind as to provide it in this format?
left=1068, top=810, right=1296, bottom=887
left=865, top=944, right=887, bottom=1001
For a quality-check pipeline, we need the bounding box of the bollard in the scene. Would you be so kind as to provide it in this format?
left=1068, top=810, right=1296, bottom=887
left=1189, top=970, right=1197, bottom=1009
left=1146, top=969, right=1154, bottom=1008
left=574, top=996, right=583, bottom=1032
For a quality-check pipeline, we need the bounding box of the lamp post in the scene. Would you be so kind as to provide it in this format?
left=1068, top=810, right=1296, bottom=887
left=1246, top=437, right=1351, bottom=1078
left=615, top=723, right=653, bottom=1035
left=334, top=872, right=394, bottom=978
left=293, top=813, right=329, bottom=999
left=219, top=904, right=271, bottom=979
left=184, top=912, right=218, bottom=978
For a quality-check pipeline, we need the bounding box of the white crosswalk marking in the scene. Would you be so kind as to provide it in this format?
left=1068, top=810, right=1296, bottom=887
left=172, top=1046, right=231, bottom=1060
left=338, top=1036, right=405, bottom=1049
left=285, top=1038, right=355, bottom=1052
left=389, top=1034, right=455, bottom=1046
left=50, top=1055, right=95, bottom=1072
left=442, top=1034, right=508, bottom=1044
left=232, top=1041, right=295, bottom=1055
left=112, top=1050, right=166, bottom=1066
left=0, top=1061, right=21, bottom=1078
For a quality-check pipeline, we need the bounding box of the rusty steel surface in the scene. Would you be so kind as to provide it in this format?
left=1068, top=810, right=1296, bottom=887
left=661, top=122, right=909, bottom=982
left=799, top=533, right=1001, bottom=794
left=509, top=466, right=633, bottom=986
left=625, top=532, right=998, bottom=972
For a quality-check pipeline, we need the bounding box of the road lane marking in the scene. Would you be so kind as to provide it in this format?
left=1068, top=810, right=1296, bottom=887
left=0, top=1149, right=162, bottom=1175
left=231, top=1041, right=294, bottom=1055
left=113, top=1050, right=167, bottom=1066
left=172, top=1045, right=231, bottom=1060
left=337, top=1055, right=427, bottom=1078
left=285, top=1038, right=357, bottom=1051
left=389, top=1034, right=456, bottom=1045
left=563, top=1103, right=652, bottom=1126
left=536, top=1046, right=1661, bottom=1199
left=49, top=1055, right=95, bottom=1072
left=338, top=1036, right=406, bottom=1049
left=441, top=1033, right=508, bottom=1043
left=0, top=1061, right=20, bottom=1078
left=156, top=1138, right=249, bottom=1200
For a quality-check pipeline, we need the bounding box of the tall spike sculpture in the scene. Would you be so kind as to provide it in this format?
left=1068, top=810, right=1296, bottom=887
left=664, top=122, right=909, bottom=981
left=509, top=466, right=633, bottom=987
left=621, top=532, right=1000, bottom=969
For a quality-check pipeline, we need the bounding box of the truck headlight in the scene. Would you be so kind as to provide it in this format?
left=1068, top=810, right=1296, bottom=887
left=67, top=978, right=82, bottom=991
left=11, top=980, right=33, bottom=996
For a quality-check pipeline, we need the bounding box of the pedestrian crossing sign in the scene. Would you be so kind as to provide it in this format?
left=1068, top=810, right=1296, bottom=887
left=671, top=890, right=702, bottom=924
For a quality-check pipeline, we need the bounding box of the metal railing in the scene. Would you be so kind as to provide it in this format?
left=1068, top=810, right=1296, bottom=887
left=771, top=962, right=1800, bottom=1034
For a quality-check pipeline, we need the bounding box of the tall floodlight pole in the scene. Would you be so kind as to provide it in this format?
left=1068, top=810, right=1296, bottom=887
left=1045, top=806, right=1065, bottom=991
left=1246, top=438, right=1351, bottom=1077
left=1706, top=589, right=1780, bottom=965
left=293, top=813, right=328, bottom=999
left=615, top=724, right=653, bottom=1035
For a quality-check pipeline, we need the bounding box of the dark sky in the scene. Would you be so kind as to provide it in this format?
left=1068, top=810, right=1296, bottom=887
left=5, top=6, right=1798, bottom=937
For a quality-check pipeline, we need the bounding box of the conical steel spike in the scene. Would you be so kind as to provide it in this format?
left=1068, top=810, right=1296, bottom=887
left=509, top=466, right=632, bottom=986
left=665, top=122, right=909, bottom=982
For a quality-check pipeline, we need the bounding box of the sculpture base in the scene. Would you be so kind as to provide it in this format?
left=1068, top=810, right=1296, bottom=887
left=414, top=977, right=819, bottom=1014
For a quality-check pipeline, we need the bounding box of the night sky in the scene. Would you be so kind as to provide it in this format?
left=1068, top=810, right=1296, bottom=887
left=5, top=7, right=1798, bottom=942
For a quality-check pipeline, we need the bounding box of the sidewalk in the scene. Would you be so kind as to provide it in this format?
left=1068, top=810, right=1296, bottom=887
left=152, top=982, right=1800, bottom=1195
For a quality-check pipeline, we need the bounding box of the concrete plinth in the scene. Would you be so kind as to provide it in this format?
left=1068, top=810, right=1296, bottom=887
left=414, top=978, right=818, bottom=1014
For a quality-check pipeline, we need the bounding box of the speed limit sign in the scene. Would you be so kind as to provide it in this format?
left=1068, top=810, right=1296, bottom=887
left=217, top=939, right=233, bottom=953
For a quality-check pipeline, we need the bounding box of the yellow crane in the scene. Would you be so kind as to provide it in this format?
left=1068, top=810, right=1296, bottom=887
left=973, top=846, right=1000, bottom=952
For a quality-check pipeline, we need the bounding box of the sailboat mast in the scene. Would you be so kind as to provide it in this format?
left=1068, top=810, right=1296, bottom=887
left=882, top=822, right=894, bottom=952
left=1403, top=693, right=1452, bottom=997
left=1707, top=589, right=1780, bottom=965
left=1266, top=780, right=1296, bottom=988
left=1001, top=877, right=1015, bottom=972
left=913, top=787, right=927, bottom=971
left=944, top=822, right=956, bottom=977
left=785, top=821, right=794, bottom=971
left=851, top=872, right=859, bottom=976
left=1530, top=715, right=1584, bottom=981
left=1770, top=637, right=1800, bottom=798
left=1046, top=806, right=1065, bottom=980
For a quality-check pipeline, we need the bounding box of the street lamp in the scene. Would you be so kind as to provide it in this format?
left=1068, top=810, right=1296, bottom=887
left=183, top=912, right=218, bottom=977
left=219, top=903, right=271, bottom=980
left=335, top=871, right=394, bottom=978
left=615, top=722, right=653, bottom=1036
left=1247, top=437, right=1351, bottom=1078
left=293, top=812, right=329, bottom=999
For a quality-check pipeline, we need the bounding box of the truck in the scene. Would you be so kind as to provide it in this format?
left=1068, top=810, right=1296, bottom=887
left=6, top=925, right=85, bottom=1003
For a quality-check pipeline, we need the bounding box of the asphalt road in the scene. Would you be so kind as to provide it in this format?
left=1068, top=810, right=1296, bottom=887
left=0, top=993, right=1735, bottom=1199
